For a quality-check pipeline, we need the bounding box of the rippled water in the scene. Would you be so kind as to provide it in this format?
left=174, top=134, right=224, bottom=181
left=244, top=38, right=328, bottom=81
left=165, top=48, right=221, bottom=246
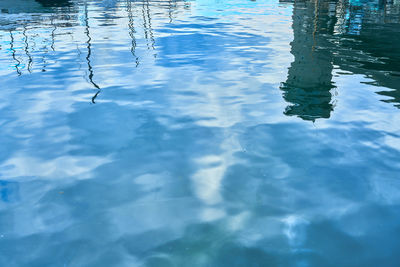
left=1, top=0, right=400, bottom=266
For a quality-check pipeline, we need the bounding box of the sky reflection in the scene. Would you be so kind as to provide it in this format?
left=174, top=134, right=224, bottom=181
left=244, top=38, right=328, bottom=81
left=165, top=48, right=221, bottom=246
left=0, top=0, right=400, bottom=266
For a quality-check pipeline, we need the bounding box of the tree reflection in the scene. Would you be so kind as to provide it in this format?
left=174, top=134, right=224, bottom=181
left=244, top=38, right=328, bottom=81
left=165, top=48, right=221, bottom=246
left=281, top=0, right=337, bottom=121
left=35, top=0, right=72, bottom=7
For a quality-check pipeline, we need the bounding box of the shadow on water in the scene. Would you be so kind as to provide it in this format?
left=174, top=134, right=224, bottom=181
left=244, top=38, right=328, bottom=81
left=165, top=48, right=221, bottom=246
left=0, top=181, right=19, bottom=203
left=281, top=0, right=400, bottom=121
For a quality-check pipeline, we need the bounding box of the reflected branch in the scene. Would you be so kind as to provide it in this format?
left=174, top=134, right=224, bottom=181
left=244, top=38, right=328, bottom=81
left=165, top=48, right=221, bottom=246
left=22, top=25, right=33, bottom=73
left=127, top=0, right=139, bottom=66
left=51, top=16, right=57, bottom=51
left=168, top=0, right=174, bottom=23
left=146, top=0, right=156, bottom=55
left=84, top=2, right=101, bottom=103
left=41, top=42, right=48, bottom=72
left=9, top=30, right=22, bottom=76
left=91, top=89, right=100, bottom=104
left=142, top=1, right=150, bottom=50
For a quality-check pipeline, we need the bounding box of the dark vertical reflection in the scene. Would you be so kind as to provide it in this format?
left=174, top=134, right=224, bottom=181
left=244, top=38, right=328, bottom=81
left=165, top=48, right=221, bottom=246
left=331, top=0, right=400, bottom=108
left=51, top=16, right=56, bottom=51
left=41, top=42, right=48, bottom=72
left=9, top=30, right=22, bottom=76
left=0, top=180, right=19, bottom=203
left=280, top=0, right=337, bottom=121
left=146, top=0, right=156, bottom=55
left=141, top=0, right=156, bottom=56
left=22, top=25, right=33, bottom=73
left=35, top=0, right=72, bottom=7
left=281, top=0, right=400, bottom=114
left=168, top=0, right=174, bottom=23
left=84, top=2, right=101, bottom=103
left=127, top=0, right=139, bottom=66
left=142, top=0, right=150, bottom=50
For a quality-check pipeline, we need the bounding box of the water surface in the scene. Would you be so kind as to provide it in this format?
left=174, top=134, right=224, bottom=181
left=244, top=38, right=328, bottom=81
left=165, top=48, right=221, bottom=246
left=1, top=0, right=400, bottom=266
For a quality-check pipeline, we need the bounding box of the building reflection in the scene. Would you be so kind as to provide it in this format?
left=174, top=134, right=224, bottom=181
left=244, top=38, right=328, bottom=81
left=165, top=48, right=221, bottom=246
left=282, top=0, right=400, bottom=120
left=335, top=0, right=400, bottom=109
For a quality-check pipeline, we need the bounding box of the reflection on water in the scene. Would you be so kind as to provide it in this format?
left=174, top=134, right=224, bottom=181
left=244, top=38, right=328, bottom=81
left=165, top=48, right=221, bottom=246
left=83, top=1, right=101, bottom=102
left=35, top=0, right=73, bottom=8
left=1, top=0, right=400, bottom=266
left=281, top=0, right=337, bottom=121
left=281, top=0, right=400, bottom=120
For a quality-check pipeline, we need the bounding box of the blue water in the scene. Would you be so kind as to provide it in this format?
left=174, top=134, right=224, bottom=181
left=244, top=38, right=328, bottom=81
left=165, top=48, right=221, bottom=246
left=0, top=0, right=400, bottom=266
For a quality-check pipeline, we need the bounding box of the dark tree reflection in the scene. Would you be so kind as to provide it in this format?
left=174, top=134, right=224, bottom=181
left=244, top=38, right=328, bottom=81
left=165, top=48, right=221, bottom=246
left=35, top=0, right=72, bottom=7
left=281, top=0, right=337, bottom=121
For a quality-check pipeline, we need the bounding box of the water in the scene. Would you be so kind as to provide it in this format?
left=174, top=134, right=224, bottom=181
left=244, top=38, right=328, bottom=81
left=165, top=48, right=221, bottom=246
left=0, top=0, right=400, bottom=266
